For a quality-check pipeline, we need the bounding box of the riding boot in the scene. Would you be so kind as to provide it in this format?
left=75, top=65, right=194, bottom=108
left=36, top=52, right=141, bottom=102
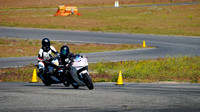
left=37, top=69, right=45, bottom=81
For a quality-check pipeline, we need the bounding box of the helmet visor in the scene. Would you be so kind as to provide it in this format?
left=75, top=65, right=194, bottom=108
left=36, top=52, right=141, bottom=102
left=43, top=46, right=50, bottom=51
left=61, top=50, right=67, bottom=55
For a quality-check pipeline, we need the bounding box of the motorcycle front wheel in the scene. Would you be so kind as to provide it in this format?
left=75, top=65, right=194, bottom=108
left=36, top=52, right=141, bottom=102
left=83, top=73, right=94, bottom=90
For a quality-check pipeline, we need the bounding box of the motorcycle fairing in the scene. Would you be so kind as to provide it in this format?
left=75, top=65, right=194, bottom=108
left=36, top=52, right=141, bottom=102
left=70, top=66, right=86, bottom=86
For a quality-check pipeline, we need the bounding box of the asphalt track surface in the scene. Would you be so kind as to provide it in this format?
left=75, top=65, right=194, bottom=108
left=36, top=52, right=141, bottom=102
left=0, top=27, right=200, bottom=67
left=1, top=3, right=200, bottom=111
left=0, top=82, right=200, bottom=112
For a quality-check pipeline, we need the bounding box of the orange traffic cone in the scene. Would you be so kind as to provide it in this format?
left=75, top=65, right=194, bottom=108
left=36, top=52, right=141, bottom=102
left=115, top=71, right=124, bottom=85
left=30, top=68, right=38, bottom=83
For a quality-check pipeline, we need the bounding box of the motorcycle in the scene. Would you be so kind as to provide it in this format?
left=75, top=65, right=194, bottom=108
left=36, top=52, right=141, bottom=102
left=67, top=54, right=94, bottom=90
left=37, top=56, right=71, bottom=87
left=37, top=54, right=94, bottom=90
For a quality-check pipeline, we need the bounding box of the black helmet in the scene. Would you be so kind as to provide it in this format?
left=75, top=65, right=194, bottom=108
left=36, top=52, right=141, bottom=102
left=42, top=38, right=50, bottom=51
left=60, top=45, right=70, bottom=57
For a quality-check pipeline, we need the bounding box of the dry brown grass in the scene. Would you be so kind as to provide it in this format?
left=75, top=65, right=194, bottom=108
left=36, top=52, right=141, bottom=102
left=0, top=64, right=34, bottom=82
left=1, top=4, right=199, bottom=36
left=0, top=37, right=145, bottom=57
left=0, top=0, right=199, bottom=9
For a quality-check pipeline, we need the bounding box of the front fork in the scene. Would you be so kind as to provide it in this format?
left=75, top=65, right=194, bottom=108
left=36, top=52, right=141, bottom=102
left=78, top=70, right=88, bottom=81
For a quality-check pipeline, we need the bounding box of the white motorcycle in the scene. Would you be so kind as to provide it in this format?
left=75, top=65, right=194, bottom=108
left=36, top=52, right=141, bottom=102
left=38, top=54, right=94, bottom=90
left=67, top=54, right=94, bottom=90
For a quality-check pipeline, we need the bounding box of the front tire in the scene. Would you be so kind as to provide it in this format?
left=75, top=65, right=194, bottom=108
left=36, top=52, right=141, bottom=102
left=83, top=73, right=94, bottom=90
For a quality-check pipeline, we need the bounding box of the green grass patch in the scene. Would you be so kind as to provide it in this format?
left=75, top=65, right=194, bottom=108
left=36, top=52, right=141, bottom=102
left=90, top=56, right=200, bottom=83
left=1, top=56, right=199, bottom=83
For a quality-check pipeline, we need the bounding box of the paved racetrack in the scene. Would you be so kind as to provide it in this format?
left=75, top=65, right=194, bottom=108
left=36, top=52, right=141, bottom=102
left=0, top=27, right=200, bottom=111
left=0, top=82, right=200, bottom=112
left=0, top=27, right=200, bottom=67
left=1, top=3, right=200, bottom=111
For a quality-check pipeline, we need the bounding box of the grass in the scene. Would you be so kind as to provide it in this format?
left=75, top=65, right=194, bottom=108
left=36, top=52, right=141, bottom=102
left=0, top=56, right=199, bottom=83
left=1, top=0, right=199, bottom=9
left=0, top=37, right=146, bottom=57
left=0, top=0, right=199, bottom=83
left=0, top=64, right=34, bottom=82
left=0, top=4, right=200, bottom=36
left=90, top=56, right=200, bottom=83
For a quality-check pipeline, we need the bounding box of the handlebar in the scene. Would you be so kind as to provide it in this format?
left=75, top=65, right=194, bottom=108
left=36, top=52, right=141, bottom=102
left=58, top=65, right=65, bottom=67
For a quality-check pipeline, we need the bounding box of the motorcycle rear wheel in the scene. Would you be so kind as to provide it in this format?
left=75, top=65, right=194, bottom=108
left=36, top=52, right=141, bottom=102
left=83, top=73, right=94, bottom=90
left=63, top=80, right=70, bottom=87
left=71, top=83, right=79, bottom=89
left=42, top=80, right=51, bottom=86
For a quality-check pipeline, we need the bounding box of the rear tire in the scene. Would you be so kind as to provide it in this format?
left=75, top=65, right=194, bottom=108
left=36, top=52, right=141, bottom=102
left=63, top=80, right=70, bottom=87
left=83, top=73, right=94, bottom=90
left=41, top=73, right=51, bottom=86
left=71, top=83, right=79, bottom=89
left=67, top=72, right=79, bottom=89
left=42, top=80, right=51, bottom=86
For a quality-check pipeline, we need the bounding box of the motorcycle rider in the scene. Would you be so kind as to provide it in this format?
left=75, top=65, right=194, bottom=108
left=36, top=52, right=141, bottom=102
left=37, top=38, right=59, bottom=80
left=58, top=45, right=77, bottom=85
left=59, top=45, right=75, bottom=66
